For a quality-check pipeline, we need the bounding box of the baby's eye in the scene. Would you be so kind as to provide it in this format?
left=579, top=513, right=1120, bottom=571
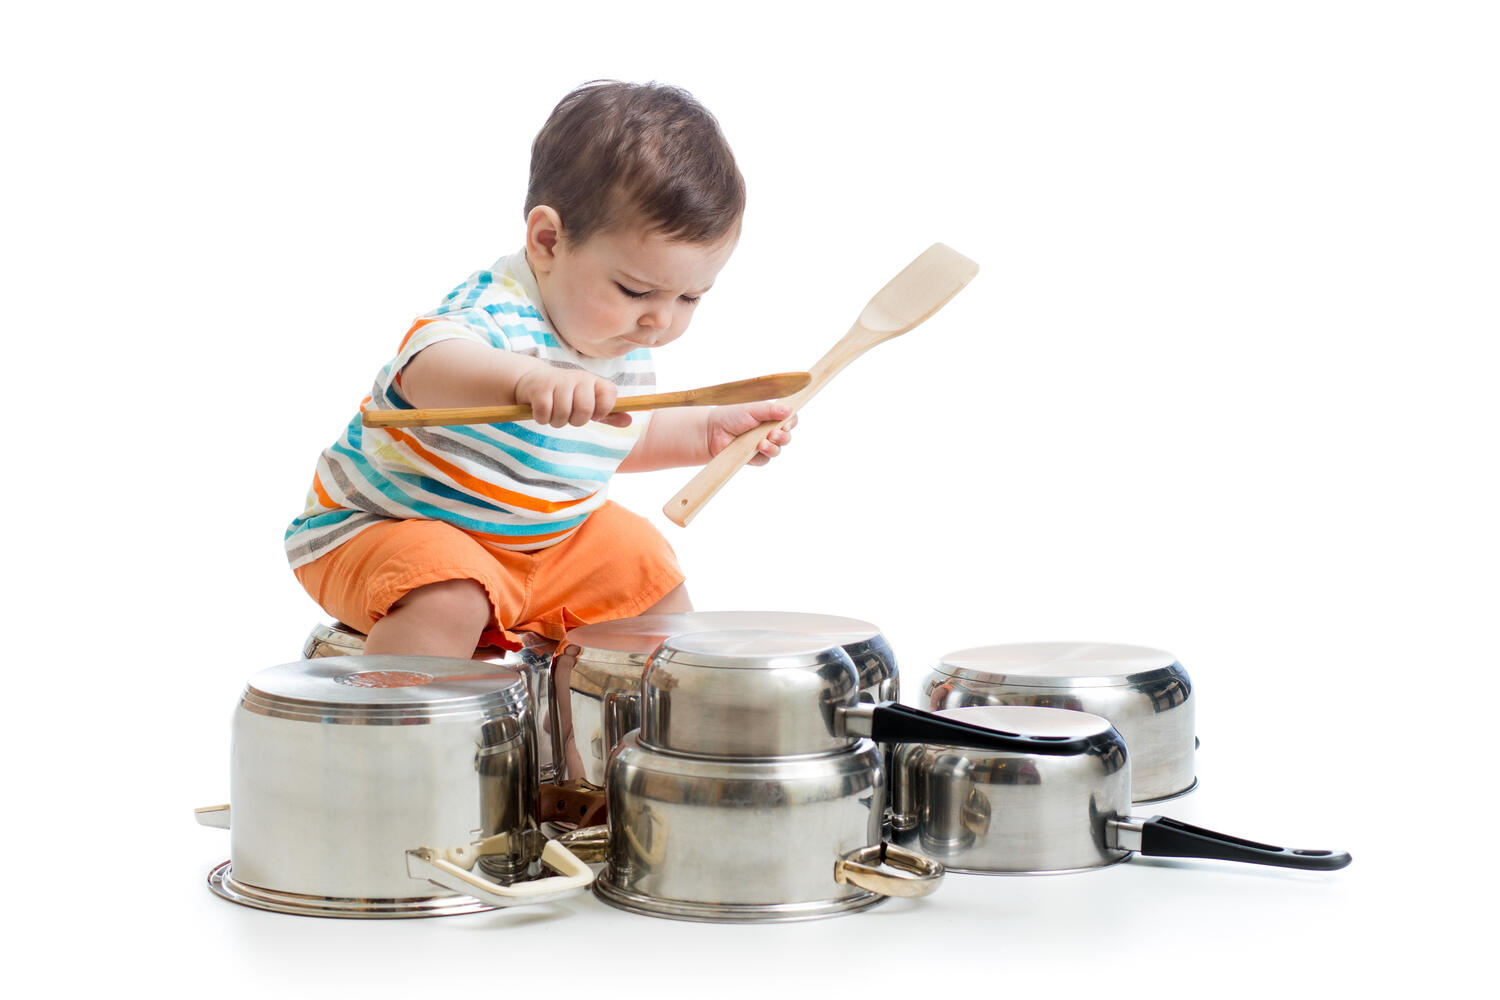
left=616, top=283, right=649, bottom=299
left=679, top=294, right=701, bottom=305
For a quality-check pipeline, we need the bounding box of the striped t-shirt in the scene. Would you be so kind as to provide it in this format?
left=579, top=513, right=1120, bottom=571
left=285, top=251, right=653, bottom=570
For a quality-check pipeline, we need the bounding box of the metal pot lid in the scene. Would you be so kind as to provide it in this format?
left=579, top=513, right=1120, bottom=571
left=242, top=655, right=529, bottom=723
left=934, top=642, right=1183, bottom=689
left=933, top=705, right=1118, bottom=743
left=651, top=629, right=859, bottom=670
left=562, top=611, right=884, bottom=665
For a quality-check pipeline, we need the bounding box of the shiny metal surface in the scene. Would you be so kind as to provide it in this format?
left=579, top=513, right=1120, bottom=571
left=595, top=735, right=895, bottom=921
left=640, top=631, right=863, bottom=758
left=889, top=705, right=1134, bottom=874
left=218, top=656, right=561, bottom=916
left=559, top=611, right=898, bottom=786
left=1108, top=816, right=1146, bottom=853
left=207, top=861, right=495, bottom=918
left=302, top=621, right=562, bottom=782
left=834, top=843, right=945, bottom=898
left=301, top=620, right=368, bottom=659
left=924, top=642, right=1195, bottom=802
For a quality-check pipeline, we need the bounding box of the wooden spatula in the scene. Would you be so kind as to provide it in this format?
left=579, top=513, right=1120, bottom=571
left=361, top=371, right=811, bottom=429
left=663, top=243, right=980, bottom=526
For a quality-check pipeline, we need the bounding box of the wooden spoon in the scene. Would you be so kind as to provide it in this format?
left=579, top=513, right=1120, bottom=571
left=663, top=243, right=979, bottom=526
left=361, top=371, right=812, bottom=429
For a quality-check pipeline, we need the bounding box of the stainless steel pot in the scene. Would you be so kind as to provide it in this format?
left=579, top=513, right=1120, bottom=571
left=303, top=621, right=564, bottom=782
left=196, top=656, right=592, bottom=917
left=596, top=734, right=941, bottom=922
left=593, top=631, right=1096, bottom=922
left=556, top=611, right=899, bottom=788
left=924, top=642, right=1196, bottom=802
left=890, top=705, right=1351, bottom=875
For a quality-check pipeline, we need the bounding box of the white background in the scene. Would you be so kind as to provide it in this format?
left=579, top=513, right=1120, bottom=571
left=4, top=1, right=1495, bottom=995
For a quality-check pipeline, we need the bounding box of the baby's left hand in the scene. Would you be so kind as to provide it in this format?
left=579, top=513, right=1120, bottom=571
left=707, top=402, right=797, bottom=466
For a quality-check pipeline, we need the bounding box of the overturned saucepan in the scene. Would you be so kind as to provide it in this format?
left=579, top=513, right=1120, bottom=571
left=889, top=705, right=1351, bottom=875
left=555, top=610, right=900, bottom=790
left=925, top=642, right=1198, bottom=803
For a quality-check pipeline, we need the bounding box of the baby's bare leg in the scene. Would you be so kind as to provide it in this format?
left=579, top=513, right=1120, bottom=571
left=364, top=579, right=490, bottom=658
left=643, top=582, right=692, bottom=615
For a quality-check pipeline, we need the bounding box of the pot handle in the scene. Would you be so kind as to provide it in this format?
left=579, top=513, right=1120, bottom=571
left=406, top=833, right=595, bottom=908
left=555, top=823, right=610, bottom=865
left=194, top=804, right=231, bottom=829
left=1112, top=816, right=1352, bottom=871
left=855, top=702, right=1097, bottom=756
left=834, top=843, right=945, bottom=898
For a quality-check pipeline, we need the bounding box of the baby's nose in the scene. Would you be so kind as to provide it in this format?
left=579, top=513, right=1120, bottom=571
left=639, top=306, right=671, bottom=329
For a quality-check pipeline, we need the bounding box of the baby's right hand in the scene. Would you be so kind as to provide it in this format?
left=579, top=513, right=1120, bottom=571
left=513, top=368, right=629, bottom=428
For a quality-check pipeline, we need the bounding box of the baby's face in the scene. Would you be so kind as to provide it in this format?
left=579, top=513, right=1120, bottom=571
left=535, top=225, right=736, bottom=359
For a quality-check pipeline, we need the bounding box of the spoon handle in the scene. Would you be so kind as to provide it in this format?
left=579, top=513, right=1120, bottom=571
left=361, top=372, right=810, bottom=429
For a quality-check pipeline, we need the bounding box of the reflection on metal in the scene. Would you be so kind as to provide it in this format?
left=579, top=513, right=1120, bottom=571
left=924, top=642, right=1196, bottom=802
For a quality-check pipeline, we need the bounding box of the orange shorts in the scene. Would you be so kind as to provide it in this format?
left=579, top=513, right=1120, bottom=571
left=293, top=501, right=685, bottom=650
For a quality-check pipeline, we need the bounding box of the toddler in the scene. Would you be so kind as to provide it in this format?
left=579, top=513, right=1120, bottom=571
left=286, top=81, right=793, bottom=658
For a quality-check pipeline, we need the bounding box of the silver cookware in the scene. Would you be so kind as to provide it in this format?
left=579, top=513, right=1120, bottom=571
left=925, top=642, right=1196, bottom=801
left=556, top=611, right=899, bottom=788
left=890, top=705, right=1351, bottom=875
left=303, top=621, right=564, bottom=782
left=594, top=631, right=1094, bottom=922
left=196, top=656, right=593, bottom=917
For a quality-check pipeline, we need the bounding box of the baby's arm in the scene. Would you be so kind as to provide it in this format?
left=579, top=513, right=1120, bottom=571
left=619, top=403, right=796, bottom=473
left=399, top=340, right=630, bottom=428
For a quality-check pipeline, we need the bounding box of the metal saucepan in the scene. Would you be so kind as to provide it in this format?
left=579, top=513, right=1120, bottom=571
left=554, top=611, right=899, bottom=789
left=196, top=656, right=593, bottom=918
left=925, top=641, right=1197, bottom=802
left=593, top=631, right=1096, bottom=922
left=890, top=705, right=1351, bottom=875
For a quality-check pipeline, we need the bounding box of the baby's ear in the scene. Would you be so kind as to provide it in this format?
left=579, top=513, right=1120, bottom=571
left=526, top=205, right=565, bottom=268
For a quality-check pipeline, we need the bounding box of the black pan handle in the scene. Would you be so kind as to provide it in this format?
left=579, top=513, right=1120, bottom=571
left=1131, top=816, right=1352, bottom=870
left=853, top=702, right=1096, bottom=755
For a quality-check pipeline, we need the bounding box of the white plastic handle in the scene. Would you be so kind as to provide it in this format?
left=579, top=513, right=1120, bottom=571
left=405, top=835, right=594, bottom=908
left=195, top=804, right=231, bottom=829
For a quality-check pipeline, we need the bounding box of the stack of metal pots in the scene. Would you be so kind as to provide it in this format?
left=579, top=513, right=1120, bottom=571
left=593, top=630, right=935, bottom=921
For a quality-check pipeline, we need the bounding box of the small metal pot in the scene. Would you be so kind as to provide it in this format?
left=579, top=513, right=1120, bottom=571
left=890, top=705, right=1351, bottom=875
left=556, top=611, right=899, bottom=788
left=593, top=631, right=1096, bottom=922
left=925, top=642, right=1197, bottom=802
left=197, top=656, right=592, bottom=918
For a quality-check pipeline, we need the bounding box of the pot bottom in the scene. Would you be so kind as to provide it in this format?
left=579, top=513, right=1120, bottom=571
left=592, top=873, right=886, bottom=923
left=1134, top=776, right=1199, bottom=805
left=207, top=861, right=494, bottom=919
left=939, top=852, right=1134, bottom=876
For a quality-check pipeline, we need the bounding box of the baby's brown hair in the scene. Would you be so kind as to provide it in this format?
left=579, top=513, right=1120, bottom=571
left=526, top=81, right=745, bottom=246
